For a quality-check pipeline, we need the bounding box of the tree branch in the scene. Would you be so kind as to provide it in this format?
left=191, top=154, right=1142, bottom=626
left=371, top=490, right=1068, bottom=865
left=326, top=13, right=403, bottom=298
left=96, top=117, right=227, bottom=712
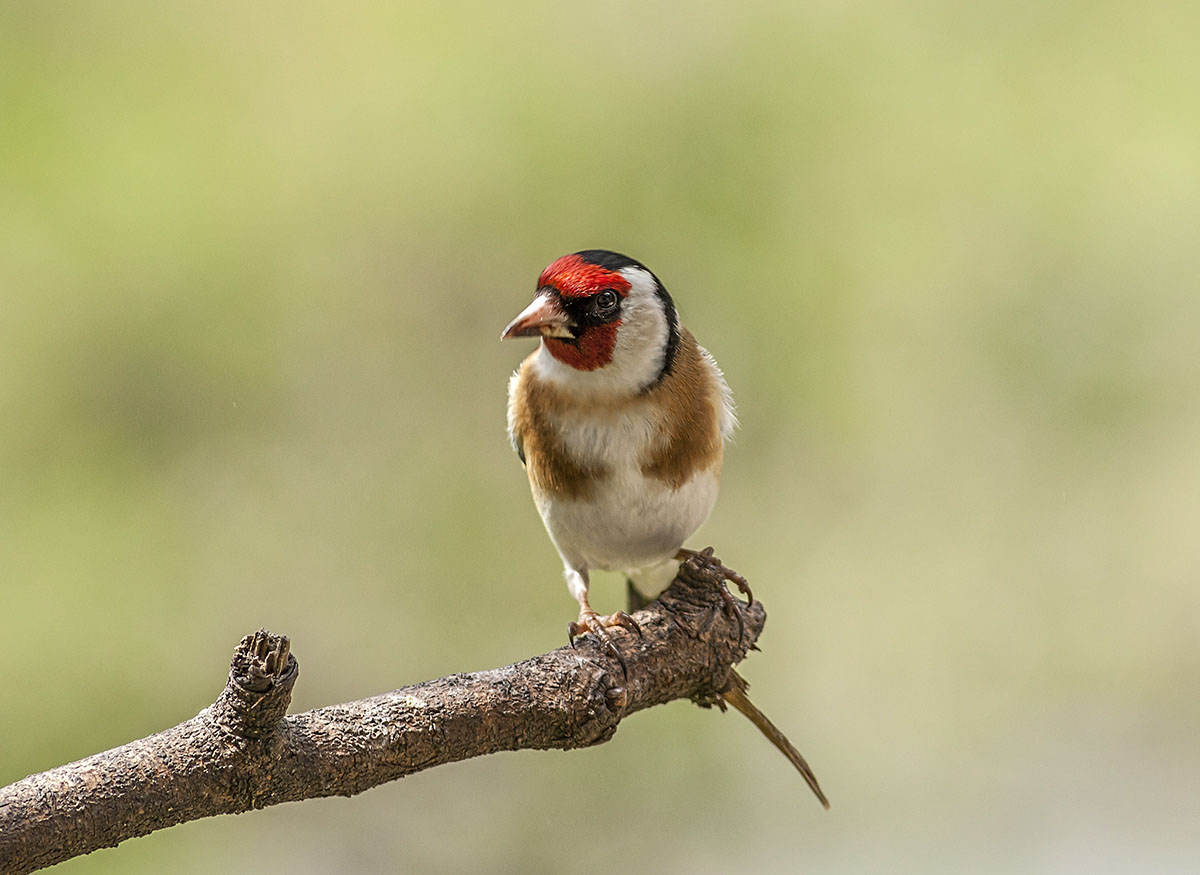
left=0, top=552, right=773, bottom=873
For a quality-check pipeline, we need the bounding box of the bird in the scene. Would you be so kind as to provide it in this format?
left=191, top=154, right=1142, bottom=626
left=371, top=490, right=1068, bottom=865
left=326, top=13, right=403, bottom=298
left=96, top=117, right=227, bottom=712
left=501, top=249, right=737, bottom=657
left=502, top=250, right=830, bottom=809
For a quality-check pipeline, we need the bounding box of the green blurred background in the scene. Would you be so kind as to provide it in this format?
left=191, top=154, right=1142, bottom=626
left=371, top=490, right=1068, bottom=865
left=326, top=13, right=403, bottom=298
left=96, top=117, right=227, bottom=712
left=3, top=1, right=1198, bottom=872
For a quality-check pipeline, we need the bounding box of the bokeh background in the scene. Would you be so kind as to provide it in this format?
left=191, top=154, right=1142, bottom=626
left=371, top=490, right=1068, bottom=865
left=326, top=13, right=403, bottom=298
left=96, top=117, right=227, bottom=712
left=3, top=1, right=1198, bottom=872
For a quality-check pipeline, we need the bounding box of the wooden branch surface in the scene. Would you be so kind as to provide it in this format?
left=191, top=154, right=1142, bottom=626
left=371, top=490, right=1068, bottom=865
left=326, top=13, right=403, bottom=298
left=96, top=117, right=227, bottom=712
left=0, top=554, right=763, bottom=874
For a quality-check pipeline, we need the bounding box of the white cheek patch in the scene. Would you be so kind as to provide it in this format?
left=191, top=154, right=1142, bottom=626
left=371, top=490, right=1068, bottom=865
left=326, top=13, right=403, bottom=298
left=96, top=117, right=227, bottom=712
left=608, top=267, right=669, bottom=382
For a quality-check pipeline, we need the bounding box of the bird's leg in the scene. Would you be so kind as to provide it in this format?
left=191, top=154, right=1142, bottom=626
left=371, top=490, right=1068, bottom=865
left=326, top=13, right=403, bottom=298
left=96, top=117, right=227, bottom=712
left=565, top=568, right=641, bottom=678
left=676, top=546, right=753, bottom=645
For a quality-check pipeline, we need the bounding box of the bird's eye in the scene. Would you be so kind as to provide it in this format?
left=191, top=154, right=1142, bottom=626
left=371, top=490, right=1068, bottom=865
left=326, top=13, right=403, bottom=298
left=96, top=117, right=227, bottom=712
left=593, top=290, right=619, bottom=315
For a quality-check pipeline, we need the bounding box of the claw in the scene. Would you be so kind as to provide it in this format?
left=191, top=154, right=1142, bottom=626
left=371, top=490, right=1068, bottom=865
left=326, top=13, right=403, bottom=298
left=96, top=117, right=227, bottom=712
left=717, top=586, right=747, bottom=647
left=724, top=567, right=754, bottom=605
left=612, top=610, right=643, bottom=637
left=677, top=546, right=753, bottom=646
left=570, top=610, right=633, bottom=679
left=600, top=635, right=629, bottom=680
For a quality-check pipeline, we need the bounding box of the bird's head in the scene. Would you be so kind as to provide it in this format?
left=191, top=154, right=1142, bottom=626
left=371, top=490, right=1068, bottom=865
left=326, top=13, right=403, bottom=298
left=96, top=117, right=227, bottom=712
left=502, top=250, right=680, bottom=395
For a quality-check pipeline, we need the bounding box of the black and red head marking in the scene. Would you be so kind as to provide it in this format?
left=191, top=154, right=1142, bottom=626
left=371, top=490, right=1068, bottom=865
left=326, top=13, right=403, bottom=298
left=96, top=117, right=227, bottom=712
left=503, top=249, right=680, bottom=382
left=537, top=251, right=633, bottom=299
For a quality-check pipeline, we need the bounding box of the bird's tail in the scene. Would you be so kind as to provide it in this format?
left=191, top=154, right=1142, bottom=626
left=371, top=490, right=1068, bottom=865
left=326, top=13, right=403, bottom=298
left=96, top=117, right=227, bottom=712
left=723, top=670, right=830, bottom=809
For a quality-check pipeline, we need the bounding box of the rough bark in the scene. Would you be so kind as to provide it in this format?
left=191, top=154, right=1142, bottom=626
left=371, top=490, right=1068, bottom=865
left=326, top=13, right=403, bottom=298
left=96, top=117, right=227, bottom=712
left=0, top=552, right=765, bottom=874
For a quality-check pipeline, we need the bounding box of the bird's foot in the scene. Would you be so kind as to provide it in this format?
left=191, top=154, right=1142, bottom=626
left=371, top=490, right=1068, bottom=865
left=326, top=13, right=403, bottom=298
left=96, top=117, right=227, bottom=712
left=676, top=546, right=754, bottom=603
left=676, top=546, right=754, bottom=646
left=569, top=609, right=642, bottom=678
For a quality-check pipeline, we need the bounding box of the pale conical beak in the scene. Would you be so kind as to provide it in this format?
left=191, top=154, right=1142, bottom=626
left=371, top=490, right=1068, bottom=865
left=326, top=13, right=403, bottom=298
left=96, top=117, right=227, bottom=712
left=501, top=293, right=575, bottom=340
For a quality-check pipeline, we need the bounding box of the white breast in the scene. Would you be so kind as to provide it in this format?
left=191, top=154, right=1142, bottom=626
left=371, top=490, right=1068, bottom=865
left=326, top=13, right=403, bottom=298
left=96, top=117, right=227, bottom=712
left=531, top=405, right=720, bottom=575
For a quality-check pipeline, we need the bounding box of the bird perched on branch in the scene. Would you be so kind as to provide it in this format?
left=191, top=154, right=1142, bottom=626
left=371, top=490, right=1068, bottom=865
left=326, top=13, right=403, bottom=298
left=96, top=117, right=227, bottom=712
left=502, top=249, right=737, bottom=661
left=502, top=250, right=829, bottom=809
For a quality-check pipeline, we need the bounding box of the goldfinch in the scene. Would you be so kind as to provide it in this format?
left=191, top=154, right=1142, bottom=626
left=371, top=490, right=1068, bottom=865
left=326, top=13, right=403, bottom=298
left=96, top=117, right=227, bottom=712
left=502, top=249, right=737, bottom=663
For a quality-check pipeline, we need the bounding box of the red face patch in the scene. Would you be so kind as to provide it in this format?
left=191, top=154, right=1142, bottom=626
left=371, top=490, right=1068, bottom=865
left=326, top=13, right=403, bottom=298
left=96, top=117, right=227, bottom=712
left=544, top=322, right=621, bottom=370
left=538, top=254, right=632, bottom=299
